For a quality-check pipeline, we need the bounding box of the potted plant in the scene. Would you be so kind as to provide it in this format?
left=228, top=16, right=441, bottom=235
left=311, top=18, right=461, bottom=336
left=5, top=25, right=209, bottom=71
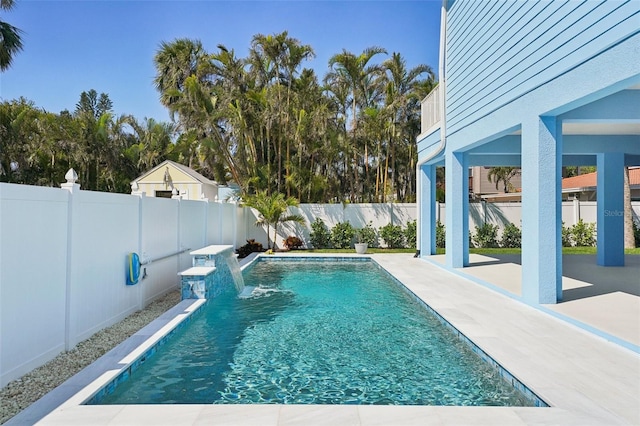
left=354, top=228, right=368, bottom=254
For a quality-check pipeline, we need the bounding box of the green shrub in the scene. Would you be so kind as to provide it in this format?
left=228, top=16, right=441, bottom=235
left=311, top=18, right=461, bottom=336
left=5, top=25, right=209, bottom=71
left=356, top=221, right=378, bottom=247
left=472, top=223, right=499, bottom=248
left=236, top=239, right=263, bottom=258
left=404, top=220, right=417, bottom=249
left=571, top=219, right=596, bottom=247
left=283, top=236, right=303, bottom=250
left=331, top=222, right=356, bottom=249
left=436, top=220, right=446, bottom=248
left=562, top=222, right=573, bottom=247
left=309, top=218, right=331, bottom=249
left=634, top=221, right=640, bottom=247
left=380, top=223, right=405, bottom=248
left=500, top=222, right=521, bottom=248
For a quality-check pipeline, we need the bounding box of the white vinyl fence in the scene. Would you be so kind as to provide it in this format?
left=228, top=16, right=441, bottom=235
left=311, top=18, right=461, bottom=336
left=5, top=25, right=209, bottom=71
left=1, top=180, right=638, bottom=388
left=0, top=182, right=245, bottom=387
left=259, top=203, right=417, bottom=249
left=244, top=200, right=640, bottom=249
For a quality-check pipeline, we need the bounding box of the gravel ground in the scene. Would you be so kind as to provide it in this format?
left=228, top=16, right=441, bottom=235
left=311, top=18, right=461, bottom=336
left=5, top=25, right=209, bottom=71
left=0, top=290, right=181, bottom=425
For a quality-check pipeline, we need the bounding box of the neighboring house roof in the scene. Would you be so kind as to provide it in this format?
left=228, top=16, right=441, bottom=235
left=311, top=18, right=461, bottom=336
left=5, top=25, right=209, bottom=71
left=562, top=167, right=640, bottom=191
left=133, top=160, right=218, bottom=186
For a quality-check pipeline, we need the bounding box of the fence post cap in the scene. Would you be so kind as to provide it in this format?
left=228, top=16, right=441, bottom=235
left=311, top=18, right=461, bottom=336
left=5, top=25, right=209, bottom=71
left=61, top=168, right=80, bottom=192
left=65, top=168, right=78, bottom=184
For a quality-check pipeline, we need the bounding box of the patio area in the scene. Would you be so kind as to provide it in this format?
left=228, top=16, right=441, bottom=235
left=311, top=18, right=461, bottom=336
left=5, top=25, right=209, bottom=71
left=7, top=253, right=639, bottom=425
left=426, top=253, right=640, bottom=349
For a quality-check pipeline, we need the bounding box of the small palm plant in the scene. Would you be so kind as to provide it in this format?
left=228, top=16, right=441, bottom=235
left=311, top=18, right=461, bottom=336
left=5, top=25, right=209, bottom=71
left=243, top=190, right=305, bottom=250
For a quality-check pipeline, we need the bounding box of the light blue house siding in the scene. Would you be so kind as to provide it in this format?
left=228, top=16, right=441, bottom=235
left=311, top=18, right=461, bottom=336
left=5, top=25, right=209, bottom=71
left=445, top=0, right=639, bottom=137
left=417, top=0, right=640, bottom=304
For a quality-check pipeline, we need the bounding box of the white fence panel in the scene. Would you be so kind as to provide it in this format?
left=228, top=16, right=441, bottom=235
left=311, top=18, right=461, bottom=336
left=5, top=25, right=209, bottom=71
left=206, top=202, right=222, bottom=244
left=235, top=203, right=249, bottom=247
left=140, top=196, right=180, bottom=307
left=0, top=184, right=69, bottom=387
left=448, top=201, right=637, bottom=230
left=220, top=203, right=238, bottom=245
left=179, top=199, right=207, bottom=271
left=579, top=202, right=598, bottom=224
left=69, top=190, right=141, bottom=348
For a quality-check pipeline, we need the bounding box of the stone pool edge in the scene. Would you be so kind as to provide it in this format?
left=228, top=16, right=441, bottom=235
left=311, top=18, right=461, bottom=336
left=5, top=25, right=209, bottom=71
left=90, top=253, right=546, bottom=408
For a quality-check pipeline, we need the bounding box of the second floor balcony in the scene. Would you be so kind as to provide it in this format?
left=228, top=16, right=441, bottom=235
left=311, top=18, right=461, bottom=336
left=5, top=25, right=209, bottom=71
left=420, top=84, right=441, bottom=135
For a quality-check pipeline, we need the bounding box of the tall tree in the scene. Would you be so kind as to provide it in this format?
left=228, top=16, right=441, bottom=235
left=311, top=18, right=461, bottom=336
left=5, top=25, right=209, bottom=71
left=74, top=90, right=114, bottom=190
left=249, top=31, right=314, bottom=195
left=325, top=47, right=387, bottom=201
left=0, top=0, right=23, bottom=71
left=382, top=52, right=435, bottom=201
left=154, top=38, right=210, bottom=118
left=126, top=117, right=175, bottom=173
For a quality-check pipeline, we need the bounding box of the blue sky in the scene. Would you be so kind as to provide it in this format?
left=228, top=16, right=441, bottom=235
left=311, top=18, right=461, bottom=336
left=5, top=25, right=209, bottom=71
left=1, top=1, right=441, bottom=122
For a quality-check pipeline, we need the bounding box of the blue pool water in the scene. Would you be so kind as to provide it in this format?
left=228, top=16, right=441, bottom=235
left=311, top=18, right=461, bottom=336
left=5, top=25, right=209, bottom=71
left=95, top=259, right=536, bottom=406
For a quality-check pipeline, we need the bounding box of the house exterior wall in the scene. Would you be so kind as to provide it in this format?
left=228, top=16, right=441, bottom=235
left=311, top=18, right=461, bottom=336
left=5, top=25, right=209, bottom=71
left=135, top=163, right=219, bottom=201
left=417, top=1, right=639, bottom=302
left=140, top=164, right=194, bottom=184
left=445, top=0, right=639, bottom=137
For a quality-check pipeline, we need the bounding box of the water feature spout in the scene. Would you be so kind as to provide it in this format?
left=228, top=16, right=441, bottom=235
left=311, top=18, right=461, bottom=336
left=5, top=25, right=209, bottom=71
left=185, top=245, right=246, bottom=298
left=220, top=247, right=245, bottom=293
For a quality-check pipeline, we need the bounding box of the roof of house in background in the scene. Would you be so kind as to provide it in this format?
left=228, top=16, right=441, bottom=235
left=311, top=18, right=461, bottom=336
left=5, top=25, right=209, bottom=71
left=562, top=167, right=640, bottom=190
left=133, top=160, right=218, bottom=186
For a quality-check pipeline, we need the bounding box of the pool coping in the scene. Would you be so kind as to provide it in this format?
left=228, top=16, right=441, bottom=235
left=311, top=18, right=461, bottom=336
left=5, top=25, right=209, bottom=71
left=7, top=253, right=638, bottom=425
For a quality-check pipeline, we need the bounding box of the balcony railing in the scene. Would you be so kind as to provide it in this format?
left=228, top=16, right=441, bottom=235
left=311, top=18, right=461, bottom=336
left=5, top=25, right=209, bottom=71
left=420, top=84, right=441, bottom=133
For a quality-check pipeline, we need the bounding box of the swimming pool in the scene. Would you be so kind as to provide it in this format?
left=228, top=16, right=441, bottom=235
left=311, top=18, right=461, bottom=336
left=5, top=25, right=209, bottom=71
left=90, top=257, right=540, bottom=406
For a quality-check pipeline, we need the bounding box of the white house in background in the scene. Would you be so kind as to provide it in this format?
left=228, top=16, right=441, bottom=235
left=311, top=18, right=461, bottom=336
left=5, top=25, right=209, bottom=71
left=131, top=160, right=219, bottom=201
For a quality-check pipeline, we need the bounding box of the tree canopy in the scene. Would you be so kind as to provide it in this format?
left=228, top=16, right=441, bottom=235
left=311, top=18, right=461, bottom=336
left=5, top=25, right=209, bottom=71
left=1, top=31, right=436, bottom=202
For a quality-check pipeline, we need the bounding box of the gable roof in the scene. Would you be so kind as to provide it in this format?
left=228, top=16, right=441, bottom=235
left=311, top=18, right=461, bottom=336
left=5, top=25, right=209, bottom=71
left=133, top=160, right=218, bottom=186
left=562, top=167, right=640, bottom=190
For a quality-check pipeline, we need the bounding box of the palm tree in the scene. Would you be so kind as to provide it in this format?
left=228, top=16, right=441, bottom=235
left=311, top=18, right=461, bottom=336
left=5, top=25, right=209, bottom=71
left=73, top=90, right=115, bottom=190
left=154, top=38, right=209, bottom=117
left=487, top=167, right=520, bottom=193
left=249, top=32, right=314, bottom=195
left=243, top=190, right=304, bottom=250
left=325, top=46, right=387, bottom=201
left=381, top=52, right=435, bottom=200
left=0, top=0, right=23, bottom=71
left=382, top=52, right=435, bottom=201
left=127, top=117, right=175, bottom=172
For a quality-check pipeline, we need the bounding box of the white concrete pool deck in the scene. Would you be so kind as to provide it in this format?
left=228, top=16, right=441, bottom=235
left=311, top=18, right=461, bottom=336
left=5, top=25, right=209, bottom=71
left=7, top=253, right=640, bottom=425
